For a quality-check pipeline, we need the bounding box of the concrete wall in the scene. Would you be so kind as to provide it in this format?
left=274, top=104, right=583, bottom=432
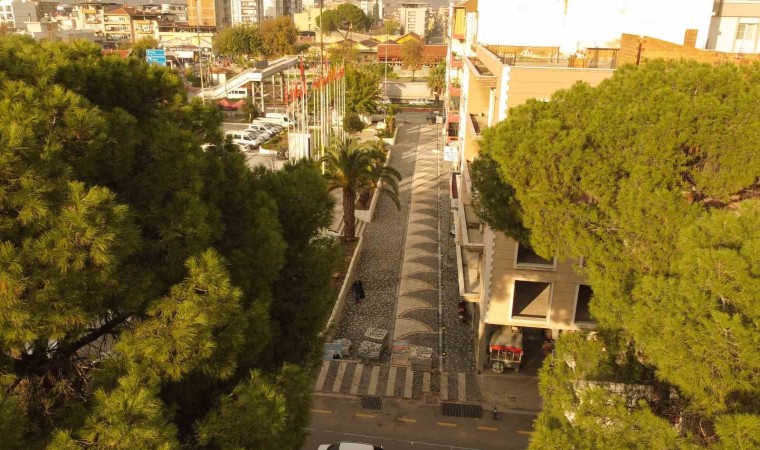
left=618, top=33, right=760, bottom=66
left=475, top=0, right=713, bottom=52
left=486, top=232, right=588, bottom=331
left=504, top=66, right=614, bottom=116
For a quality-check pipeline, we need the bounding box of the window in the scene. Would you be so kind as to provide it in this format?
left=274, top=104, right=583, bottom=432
left=574, top=285, right=593, bottom=323
left=515, top=242, right=555, bottom=269
left=736, top=23, right=757, bottom=41
left=512, top=280, right=551, bottom=320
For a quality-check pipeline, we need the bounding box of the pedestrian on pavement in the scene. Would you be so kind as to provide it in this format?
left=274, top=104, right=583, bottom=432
left=352, top=278, right=365, bottom=304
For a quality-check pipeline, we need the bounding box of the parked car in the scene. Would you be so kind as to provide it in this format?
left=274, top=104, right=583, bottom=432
left=318, top=443, right=383, bottom=450
left=426, top=110, right=442, bottom=124
left=244, top=123, right=274, bottom=140
left=409, top=98, right=433, bottom=106
left=251, top=120, right=283, bottom=133
left=224, top=131, right=264, bottom=150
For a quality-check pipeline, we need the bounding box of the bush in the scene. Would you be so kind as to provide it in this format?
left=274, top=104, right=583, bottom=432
left=343, top=113, right=365, bottom=133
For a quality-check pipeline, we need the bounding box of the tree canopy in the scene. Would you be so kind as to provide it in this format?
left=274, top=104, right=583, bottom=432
left=0, top=36, right=339, bottom=449
left=401, top=39, right=424, bottom=80
left=317, top=4, right=371, bottom=35
left=473, top=60, right=760, bottom=447
left=346, top=65, right=381, bottom=115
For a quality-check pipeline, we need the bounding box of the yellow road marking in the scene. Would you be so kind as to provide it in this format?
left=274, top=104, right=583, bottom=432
left=355, top=413, right=376, bottom=418
left=517, top=430, right=532, bottom=435
left=311, top=409, right=332, bottom=414
left=437, top=422, right=458, bottom=427
left=397, top=417, right=417, bottom=423
left=478, top=426, right=498, bottom=432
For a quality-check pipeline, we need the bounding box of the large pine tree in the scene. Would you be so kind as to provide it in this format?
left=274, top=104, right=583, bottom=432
left=0, top=36, right=339, bottom=448
left=472, top=60, right=760, bottom=447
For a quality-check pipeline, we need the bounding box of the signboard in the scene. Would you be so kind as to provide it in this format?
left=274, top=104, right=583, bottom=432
left=145, top=49, right=166, bottom=66
left=443, top=145, right=458, bottom=162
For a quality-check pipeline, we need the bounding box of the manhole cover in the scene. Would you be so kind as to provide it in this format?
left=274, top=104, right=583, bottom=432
left=424, top=394, right=439, bottom=405
left=440, top=402, right=483, bottom=418
left=361, top=395, right=383, bottom=410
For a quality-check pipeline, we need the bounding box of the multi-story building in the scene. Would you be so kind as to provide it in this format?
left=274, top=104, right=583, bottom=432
left=141, top=3, right=188, bottom=22
left=103, top=7, right=160, bottom=46
left=188, top=0, right=227, bottom=26
left=0, top=0, right=38, bottom=30
left=230, top=0, right=261, bottom=24
left=707, top=0, right=760, bottom=53
left=72, top=1, right=121, bottom=39
left=399, top=1, right=428, bottom=36
left=445, top=0, right=716, bottom=373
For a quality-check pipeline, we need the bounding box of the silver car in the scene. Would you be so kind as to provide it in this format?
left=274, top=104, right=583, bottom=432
left=318, top=443, right=383, bottom=450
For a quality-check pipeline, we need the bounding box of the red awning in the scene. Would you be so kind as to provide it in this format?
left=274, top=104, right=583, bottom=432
left=490, top=345, right=523, bottom=354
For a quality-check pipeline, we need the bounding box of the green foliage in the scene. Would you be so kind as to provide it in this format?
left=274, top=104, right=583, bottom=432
left=50, top=372, right=179, bottom=450
left=382, top=19, right=401, bottom=35
left=260, top=17, right=298, bottom=59
left=213, top=25, right=263, bottom=58
left=475, top=60, right=760, bottom=447
left=346, top=65, right=381, bottom=114
left=469, top=152, right=530, bottom=244
left=317, top=4, right=371, bottom=33
left=0, top=36, right=337, bottom=448
left=130, top=37, right=159, bottom=60
left=401, top=39, right=424, bottom=80
left=320, top=138, right=401, bottom=239
left=256, top=161, right=340, bottom=365
left=426, top=61, right=446, bottom=99
left=343, top=112, right=365, bottom=133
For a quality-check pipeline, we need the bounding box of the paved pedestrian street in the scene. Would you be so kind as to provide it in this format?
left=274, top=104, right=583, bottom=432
left=325, top=121, right=480, bottom=403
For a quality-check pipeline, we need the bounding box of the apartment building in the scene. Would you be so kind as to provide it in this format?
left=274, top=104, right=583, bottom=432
left=707, top=0, right=760, bottom=53
left=0, top=0, right=37, bottom=30
left=230, top=0, right=262, bottom=24
left=445, top=0, right=717, bottom=372
left=73, top=1, right=121, bottom=37
left=399, top=1, right=428, bottom=36
left=103, top=7, right=160, bottom=45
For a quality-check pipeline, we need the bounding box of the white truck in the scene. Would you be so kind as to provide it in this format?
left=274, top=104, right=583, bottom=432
left=257, top=113, right=295, bottom=127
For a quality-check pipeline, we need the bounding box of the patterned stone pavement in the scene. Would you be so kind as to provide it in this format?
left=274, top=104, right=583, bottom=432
left=326, top=120, right=479, bottom=403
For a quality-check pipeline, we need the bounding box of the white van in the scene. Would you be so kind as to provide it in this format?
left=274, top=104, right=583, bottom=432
left=258, top=113, right=295, bottom=127
left=226, top=88, right=248, bottom=100
left=225, top=131, right=263, bottom=150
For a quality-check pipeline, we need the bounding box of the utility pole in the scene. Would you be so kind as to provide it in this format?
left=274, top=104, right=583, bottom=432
left=196, top=0, right=205, bottom=105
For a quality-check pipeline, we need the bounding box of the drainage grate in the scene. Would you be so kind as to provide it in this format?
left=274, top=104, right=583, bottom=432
left=361, top=395, right=383, bottom=410
left=440, top=402, right=483, bottom=418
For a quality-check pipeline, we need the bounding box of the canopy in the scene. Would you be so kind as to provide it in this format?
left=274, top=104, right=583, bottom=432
left=489, top=328, right=523, bottom=352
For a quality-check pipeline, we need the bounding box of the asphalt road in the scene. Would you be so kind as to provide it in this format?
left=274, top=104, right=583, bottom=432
left=302, top=395, right=535, bottom=450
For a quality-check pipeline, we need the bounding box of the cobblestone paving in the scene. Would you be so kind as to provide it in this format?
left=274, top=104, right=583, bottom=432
left=324, top=121, right=479, bottom=403
left=333, top=125, right=419, bottom=361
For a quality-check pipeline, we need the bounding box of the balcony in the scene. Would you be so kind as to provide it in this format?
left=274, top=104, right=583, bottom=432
left=448, top=84, right=461, bottom=97
left=450, top=57, right=463, bottom=69
left=447, top=111, right=460, bottom=123
left=452, top=6, right=465, bottom=40
left=446, top=120, right=459, bottom=143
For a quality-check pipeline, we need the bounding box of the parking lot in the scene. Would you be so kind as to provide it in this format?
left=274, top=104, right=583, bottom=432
left=222, top=121, right=287, bottom=170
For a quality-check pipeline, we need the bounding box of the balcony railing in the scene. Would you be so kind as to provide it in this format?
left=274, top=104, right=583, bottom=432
left=448, top=84, right=461, bottom=97
left=450, top=57, right=463, bottom=69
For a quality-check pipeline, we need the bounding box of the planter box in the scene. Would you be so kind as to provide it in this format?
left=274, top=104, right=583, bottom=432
left=382, top=127, right=398, bottom=145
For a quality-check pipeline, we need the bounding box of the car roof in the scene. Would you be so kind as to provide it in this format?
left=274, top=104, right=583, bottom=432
left=336, top=443, right=378, bottom=450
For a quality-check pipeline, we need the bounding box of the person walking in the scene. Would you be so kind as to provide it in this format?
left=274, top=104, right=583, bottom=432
left=352, top=278, right=365, bottom=304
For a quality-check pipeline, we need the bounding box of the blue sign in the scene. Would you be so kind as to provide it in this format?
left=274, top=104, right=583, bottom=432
left=145, top=49, right=166, bottom=66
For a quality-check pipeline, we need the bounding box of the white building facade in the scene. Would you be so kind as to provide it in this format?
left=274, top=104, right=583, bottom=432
left=707, top=0, right=760, bottom=53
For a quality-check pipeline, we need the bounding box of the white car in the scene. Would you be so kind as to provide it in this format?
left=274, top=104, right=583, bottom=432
left=318, top=443, right=383, bottom=450
left=409, top=98, right=432, bottom=106
left=252, top=120, right=283, bottom=133
left=244, top=123, right=274, bottom=140
left=225, top=131, right=264, bottom=150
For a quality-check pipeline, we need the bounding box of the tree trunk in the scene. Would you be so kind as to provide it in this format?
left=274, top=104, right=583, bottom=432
left=343, top=187, right=356, bottom=240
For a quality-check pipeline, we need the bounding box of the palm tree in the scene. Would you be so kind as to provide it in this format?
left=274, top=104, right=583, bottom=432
left=359, top=139, right=401, bottom=209
left=427, top=61, right=446, bottom=102
left=320, top=138, right=402, bottom=240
